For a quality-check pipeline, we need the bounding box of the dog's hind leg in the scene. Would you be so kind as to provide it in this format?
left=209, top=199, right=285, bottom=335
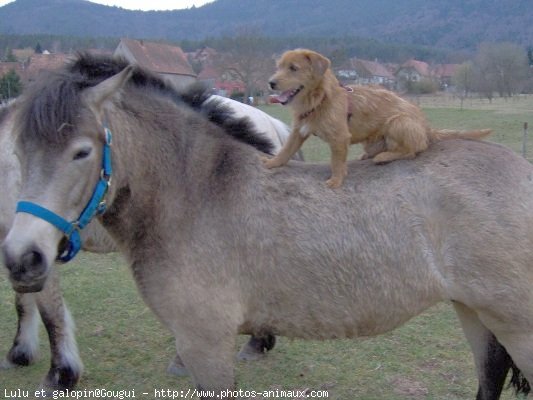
left=1, top=292, right=40, bottom=369
left=373, top=116, right=428, bottom=164
left=453, top=302, right=513, bottom=400
left=36, top=269, right=83, bottom=391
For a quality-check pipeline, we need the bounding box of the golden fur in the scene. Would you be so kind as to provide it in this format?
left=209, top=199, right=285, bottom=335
left=263, top=49, right=492, bottom=188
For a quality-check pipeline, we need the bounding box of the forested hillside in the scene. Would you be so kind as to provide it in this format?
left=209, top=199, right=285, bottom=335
left=0, top=0, right=531, bottom=51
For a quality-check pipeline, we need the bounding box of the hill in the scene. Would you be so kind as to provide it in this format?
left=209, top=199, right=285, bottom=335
left=0, top=0, right=532, bottom=51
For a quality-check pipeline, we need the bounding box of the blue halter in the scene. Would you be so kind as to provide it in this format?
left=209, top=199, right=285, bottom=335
left=16, top=126, right=113, bottom=263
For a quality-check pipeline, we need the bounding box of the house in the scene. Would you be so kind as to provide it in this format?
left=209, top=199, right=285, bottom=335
left=21, top=53, right=70, bottom=84
left=432, top=64, right=460, bottom=90
left=395, top=59, right=432, bottom=91
left=0, top=53, right=70, bottom=87
left=114, top=38, right=196, bottom=90
left=352, top=59, right=396, bottom=89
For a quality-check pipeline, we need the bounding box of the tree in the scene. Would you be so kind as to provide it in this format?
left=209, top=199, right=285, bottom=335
left=213, top=28, right=275, bottom=102
left=0, top=70, right=23, bottom=100
left=472, top=42, right=528, bottom=98
left=35, top=42, right=43, bottom=54
left=452, top=62, right=474, bottom=109
left=3, top=47, right=17, bottom=62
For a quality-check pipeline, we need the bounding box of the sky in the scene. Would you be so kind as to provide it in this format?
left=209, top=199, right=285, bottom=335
left=0, top=0, right=214, bottom=11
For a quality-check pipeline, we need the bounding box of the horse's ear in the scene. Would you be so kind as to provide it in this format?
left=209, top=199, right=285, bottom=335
left=83, top=65, right=134, bottom=116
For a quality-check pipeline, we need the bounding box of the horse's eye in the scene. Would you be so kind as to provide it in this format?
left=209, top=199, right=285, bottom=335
left=73, top=148, right=92, bottom=160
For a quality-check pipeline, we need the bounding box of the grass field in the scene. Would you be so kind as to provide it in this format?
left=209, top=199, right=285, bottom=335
left=1, top=94, right=532, bottom=399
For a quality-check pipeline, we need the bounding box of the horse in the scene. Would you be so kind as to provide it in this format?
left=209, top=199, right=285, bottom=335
left=0, top=93, right=297, bottom=390
left=2, top=53, right=532, bottom=399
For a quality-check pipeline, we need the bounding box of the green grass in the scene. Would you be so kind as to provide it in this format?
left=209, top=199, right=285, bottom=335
left=1, top=95, right=532, bottom=399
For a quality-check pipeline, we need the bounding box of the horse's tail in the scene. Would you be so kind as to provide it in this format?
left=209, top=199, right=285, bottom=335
left=429, top=128, right=492, bottom=142
left=509, top=361, right=531, bottom=396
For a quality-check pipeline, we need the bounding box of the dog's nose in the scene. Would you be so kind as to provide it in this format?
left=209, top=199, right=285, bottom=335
left=269, top=80, right=277, bottom=90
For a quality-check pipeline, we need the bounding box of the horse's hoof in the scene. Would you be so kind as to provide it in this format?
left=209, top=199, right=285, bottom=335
left=0, top=358, right=17, bottom=369
left=237, top=334, right=276, bottom=361
left=237, top=346, right=266, bottom=361
left=6, top=345, right=38, bottom=367
left=41, top=365, right=81, bottom=391
left=167, top=358, right=189, bottom=377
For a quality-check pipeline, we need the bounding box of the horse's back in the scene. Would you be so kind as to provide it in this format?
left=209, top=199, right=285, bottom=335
left=246, top=139, right=533, bottom=335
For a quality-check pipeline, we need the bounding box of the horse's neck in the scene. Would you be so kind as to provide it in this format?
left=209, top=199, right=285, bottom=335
left=103, top=102, right=260, bottom=257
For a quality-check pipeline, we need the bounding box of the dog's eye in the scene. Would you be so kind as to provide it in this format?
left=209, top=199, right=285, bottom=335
left=289, top=64, right=298, bottom=72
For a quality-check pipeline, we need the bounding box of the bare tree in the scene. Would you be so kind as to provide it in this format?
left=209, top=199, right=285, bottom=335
left=453, top=61, right=474, bottom=109
left=473, top=42, right=528, bottom=99
left=213, top=28, right=275, bottom=103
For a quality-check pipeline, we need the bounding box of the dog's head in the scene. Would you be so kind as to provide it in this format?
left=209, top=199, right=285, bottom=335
left=269, top=49, right=331, bottom=106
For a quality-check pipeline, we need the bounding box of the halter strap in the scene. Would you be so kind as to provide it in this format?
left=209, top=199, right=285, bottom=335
left=16, top=126, right=113, bottom=262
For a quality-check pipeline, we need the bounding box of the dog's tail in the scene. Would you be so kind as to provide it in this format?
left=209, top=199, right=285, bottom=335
left=430, top=128, right=492, bottom=142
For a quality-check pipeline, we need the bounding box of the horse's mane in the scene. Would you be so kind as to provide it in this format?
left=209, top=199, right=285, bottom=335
left=17, top=53, right=274, bottom=154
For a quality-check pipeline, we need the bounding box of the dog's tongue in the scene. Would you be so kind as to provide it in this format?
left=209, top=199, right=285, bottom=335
left=274, top=90, right=293, bottom=104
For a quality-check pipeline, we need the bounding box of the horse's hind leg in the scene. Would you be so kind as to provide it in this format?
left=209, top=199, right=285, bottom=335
left=453, top=302, right=512, bottom=399
left=1, top=292, right=40, bottom=369
left=485, top=329, right=533, bottom=397
left=237, top=333, right=276, bottom=361
left=36, top=268, right=83, bottom=391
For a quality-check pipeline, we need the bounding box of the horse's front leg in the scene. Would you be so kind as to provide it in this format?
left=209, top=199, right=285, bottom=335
left=1, top=292, right=40, bottom=369
left=174, top=324, right=237, bottom=400
left=35, top=268, right=83, bottom=391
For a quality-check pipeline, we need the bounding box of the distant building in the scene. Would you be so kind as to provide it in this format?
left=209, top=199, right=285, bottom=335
left=432, top=64, right=460, bottom=90
left=114, top=38, right=196, bottom=90
left=352, top=59, right=396, bottom=89
left=395, top=59, right=432, bottom=91
left=21, top=53, right=70, bottom=84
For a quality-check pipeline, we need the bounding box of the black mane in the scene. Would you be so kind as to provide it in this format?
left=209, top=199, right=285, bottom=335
left=18, top=53, right=274, bottom=154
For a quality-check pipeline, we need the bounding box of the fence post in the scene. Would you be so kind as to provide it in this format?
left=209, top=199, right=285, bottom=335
left=522, top=122, right=527, bottom=158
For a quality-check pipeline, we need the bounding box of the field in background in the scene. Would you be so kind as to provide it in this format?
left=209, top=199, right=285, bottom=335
left=0, top=94, right=531, bottom=399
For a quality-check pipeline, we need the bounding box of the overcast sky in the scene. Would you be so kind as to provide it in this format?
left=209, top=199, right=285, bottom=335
left=0, top=0, right=214, bottom=11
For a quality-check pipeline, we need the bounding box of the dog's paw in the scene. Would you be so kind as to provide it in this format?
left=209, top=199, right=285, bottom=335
left=325, top=177, right=343, bottom=189
left=261, top=156, right=281, bottom=169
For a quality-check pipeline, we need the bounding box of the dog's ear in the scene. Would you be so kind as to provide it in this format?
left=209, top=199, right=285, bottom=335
left=305, top=51, right=331, bottom=76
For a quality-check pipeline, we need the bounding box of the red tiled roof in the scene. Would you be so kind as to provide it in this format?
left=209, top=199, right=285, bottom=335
left=21, top=53, right=70, bottom=83
left=401, top=59, right=431, bottom=77
left=118, top=38, right=196, bottom=77
left=353, top=59, right=394, bottom=79
left=0, top=62, right=22, bottom=76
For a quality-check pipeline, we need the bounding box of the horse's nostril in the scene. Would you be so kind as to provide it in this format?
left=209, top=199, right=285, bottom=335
left=21, top=250, right=43, bottom=268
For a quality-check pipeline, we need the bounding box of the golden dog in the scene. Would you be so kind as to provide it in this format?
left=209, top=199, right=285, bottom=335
left=263, top=49, right=491, bottom=188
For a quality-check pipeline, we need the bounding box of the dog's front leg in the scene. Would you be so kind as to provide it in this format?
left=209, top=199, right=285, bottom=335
left=262, top=129, right=308, bottom=168
left=327, top=137, right=350, bottom=188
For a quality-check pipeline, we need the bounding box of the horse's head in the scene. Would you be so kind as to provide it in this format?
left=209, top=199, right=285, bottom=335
left=2, top=66, right=132, bottom=292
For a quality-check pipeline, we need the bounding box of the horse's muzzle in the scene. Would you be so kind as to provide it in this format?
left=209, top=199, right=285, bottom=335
left=2, top=244, right=48, bottom=293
